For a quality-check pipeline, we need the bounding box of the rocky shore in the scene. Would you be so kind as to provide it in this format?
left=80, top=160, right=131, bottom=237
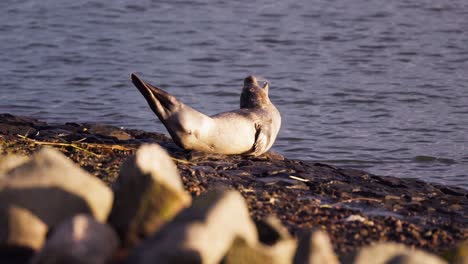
left=0, top=113, right=467, bottom=263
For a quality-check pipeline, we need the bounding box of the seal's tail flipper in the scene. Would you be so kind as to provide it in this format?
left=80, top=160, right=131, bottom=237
left=131, top=73, right=181, bottom=120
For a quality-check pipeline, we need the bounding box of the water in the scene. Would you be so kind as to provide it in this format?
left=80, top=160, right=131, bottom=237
left=1, top=0, right=467, bottom=188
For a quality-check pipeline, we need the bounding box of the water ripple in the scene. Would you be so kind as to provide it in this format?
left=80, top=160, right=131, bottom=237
left=1, top=0, right=468, bottom=189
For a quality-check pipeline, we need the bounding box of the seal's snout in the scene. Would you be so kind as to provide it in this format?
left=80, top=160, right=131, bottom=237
left=244, top=75, right=258, bottom=86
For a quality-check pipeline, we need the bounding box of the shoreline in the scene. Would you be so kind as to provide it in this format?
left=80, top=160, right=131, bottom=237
left=1, top=113, right=467, bottom=259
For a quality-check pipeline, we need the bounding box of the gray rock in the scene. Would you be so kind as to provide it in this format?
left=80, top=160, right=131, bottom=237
left=293, top=229, right=339, bottom=264
left=32, top=214, right=119, bottom=264
left=353, top=242, right=447, bottom=264
left=128, top=189, right=258, bottom=264
left=0, top=147, right=113, bottom=250
left=108, top=144, right=191, bottom=247
left=223, top=216, right=297, bottom=264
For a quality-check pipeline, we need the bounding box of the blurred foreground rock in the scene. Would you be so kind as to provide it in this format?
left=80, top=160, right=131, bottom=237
left=108, top=144, right=191, bottom=247
left=223, top=216, right=297, bottom=264
left=353, top=242, right=447, bottom=264
left=0, top=154, right=28, bottom=175
left=442, top=241, right=468, bottom=264
left=0, top=148, right=113, bottom=252
left=0, top=205, right=47, bottom=250
left=293, top=230, right=339, bottom=264
left=32, top=214, right=118, bottom=264
left=128, top=189, right=257, bottom=264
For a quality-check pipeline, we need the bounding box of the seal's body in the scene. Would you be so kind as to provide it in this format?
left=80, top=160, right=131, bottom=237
left=131, top=74, right=281, bottom=156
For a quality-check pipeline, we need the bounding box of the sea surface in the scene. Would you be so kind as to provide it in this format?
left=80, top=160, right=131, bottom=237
left=1, top=0, right=467, bottom=188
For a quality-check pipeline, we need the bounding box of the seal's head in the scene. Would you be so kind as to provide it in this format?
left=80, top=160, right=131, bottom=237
left=240, top=75, right=271, bottom=109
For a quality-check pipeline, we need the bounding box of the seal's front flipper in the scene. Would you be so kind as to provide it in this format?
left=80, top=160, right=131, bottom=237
left=251, top=123, right=268, bottom=156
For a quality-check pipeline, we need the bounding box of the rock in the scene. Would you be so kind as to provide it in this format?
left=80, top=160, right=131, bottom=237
left=453, top=242, right=468, bottom=264
left=353, top=242, right=447, bottom=264
left=0, top=124, right=37, bottom=137
left=32, top=214, right=119, bottom=264
left=223, top=216, right=297, bottom=264
left=0, top=147, right=113, bottom=250
left=85, top=124, right=132, bottom=141
left=0, top=114, right=45, bottom=137
left=128, top=189, right=258, bottom=264
left=108, top=144, right=191, bottom=247
left=0, top=205, right=47, bottom=250
left=263, top=151, right=285, bottom=161
left=0, top=154, right=29, bottom=175
left=442, top=241, right=468, bottom=264
left=293, top=229, right=339, bottom=264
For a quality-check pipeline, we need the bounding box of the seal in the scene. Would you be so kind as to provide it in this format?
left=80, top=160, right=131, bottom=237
left=131, top=73, right=281, bottom=156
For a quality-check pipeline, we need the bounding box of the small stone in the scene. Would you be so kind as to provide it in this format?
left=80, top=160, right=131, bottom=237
left=448, top=204, right=462, bottom=211
left=128, top=189, right=257, bottom=264
left=385, top=195, right=401, bottom=201
left=32, top=214, right=118, bottom=264
left=223, top=216, right=297, bottom=264
left=264, top=151, right=285, bottom=161
left=85, top=124, right=132, bottom=141
left=293, top=229, right=339, bottom=264
left=344, top=215, right=374, bottom=226
left=108, top=144, right=191, bottom=247
left=0, top=147, right=113, bottom=250
left=353, top=242, right=447, bottom=264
